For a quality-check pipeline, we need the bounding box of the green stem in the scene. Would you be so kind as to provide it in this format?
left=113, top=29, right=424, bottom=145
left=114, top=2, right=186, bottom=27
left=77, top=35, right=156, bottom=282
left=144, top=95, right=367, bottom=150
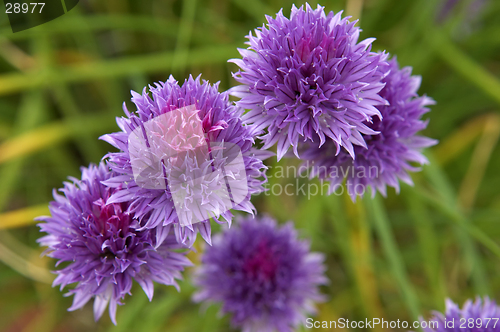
left=172, top=0, right=197, bottom=70
left=367, top=195, right=421, bottom=321
left=406, top=190, right=446, bottom=309
left=423, top=154, right=490, bottom=294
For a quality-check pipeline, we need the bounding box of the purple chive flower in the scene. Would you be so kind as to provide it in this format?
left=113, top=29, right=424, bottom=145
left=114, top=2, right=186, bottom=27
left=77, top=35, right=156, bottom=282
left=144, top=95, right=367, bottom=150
left=230, top=4, right=389, bottom=160
left=101, top=75, right=269, bottom=247
left=300, top=58, right=437, bottom=199
left=420, top=297, right=500, bottom=332
left=436, top=0, right=461, bottom=23
left=37, top=163, right=191, bottom=325
left=436, top=0, right=489, bottom=25
left=193, top=215, right=328, bottom=332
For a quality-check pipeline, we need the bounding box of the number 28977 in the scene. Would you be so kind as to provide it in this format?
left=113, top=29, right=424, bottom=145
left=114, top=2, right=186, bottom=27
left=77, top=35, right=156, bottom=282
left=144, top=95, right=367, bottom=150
left=5, top=3, right=45, bottom=14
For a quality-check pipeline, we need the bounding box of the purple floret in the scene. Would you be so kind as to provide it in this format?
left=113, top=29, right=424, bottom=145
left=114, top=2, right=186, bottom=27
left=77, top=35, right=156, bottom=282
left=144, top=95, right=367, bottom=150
left=192, top=215, right=328, bottom=332
left=101, top=75, right=269, bottom=247
left=230, top=4, right=389, bottom=160
left=300, top=58, right=437, bottom=199
left=37, top=163, right=192, bottom=325
left=420, top=297, right=500, bottom=332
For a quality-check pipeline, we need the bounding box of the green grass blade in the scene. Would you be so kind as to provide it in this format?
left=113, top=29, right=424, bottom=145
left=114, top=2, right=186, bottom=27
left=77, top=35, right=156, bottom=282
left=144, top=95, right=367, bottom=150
left=405, top=189, right=446, bottom=308
left=0, top=114, right=115, bottom=165
left=423, top=155, right=490, bottom=295
left=431, top=32, right=500, bottom=107
left=366, top=195, right=421, bottom=321
left=0, top=45, right=240, bottom=96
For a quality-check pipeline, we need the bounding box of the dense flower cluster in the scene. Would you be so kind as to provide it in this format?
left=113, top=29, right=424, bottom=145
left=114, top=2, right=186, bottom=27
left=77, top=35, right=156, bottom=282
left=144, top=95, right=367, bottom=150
left=230, top=4, right=389, bottom=160
left=300, top=58, right=437, bottom=199
left=36, top=3, right=439, bottom=328
left=420, top=297, right=500, bottom=332
left=101, top=75, right=268, bottom=247
left=37, top=163, right=191, bottom=324
left=193, top=215, right=327, bottom=332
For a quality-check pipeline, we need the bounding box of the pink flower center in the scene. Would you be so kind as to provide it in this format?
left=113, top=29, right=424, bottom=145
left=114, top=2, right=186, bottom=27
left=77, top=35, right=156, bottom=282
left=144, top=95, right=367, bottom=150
left=243, top=241, right=278, bottom=280
left=93, top=198, right=131, bottom=235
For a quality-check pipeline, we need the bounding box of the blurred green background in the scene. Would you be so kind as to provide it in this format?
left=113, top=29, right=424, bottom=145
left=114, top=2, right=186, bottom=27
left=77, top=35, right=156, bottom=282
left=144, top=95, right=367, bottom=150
left=0, top=0, right=500, bottom=331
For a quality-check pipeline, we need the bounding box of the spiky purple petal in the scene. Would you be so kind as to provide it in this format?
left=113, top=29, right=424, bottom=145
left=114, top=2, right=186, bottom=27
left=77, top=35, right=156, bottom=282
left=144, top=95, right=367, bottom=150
left=419, top=297, right=500, bottom=332
left=192, top=215, right=328, bottom=332
left=37, top=163, right=191, bottom=324
left=300, top=57, right=437, bottom=200
left=101, top=75, right=269, bottom=247
left=230, top=4, right=390, bottom=160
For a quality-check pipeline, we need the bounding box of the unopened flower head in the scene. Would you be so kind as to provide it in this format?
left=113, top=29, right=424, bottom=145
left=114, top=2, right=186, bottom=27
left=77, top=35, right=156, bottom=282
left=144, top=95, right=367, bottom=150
left=101, top=75, right=269, bottom=247
left=420, top=297, right=500, bottom=332
left=300, top=58, right=437, bottom=199
left=230, top=4, right=389, bottom=160
left=193, top=215, right=328, bottom=332
left=37, top=163, right=191, bottom=324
